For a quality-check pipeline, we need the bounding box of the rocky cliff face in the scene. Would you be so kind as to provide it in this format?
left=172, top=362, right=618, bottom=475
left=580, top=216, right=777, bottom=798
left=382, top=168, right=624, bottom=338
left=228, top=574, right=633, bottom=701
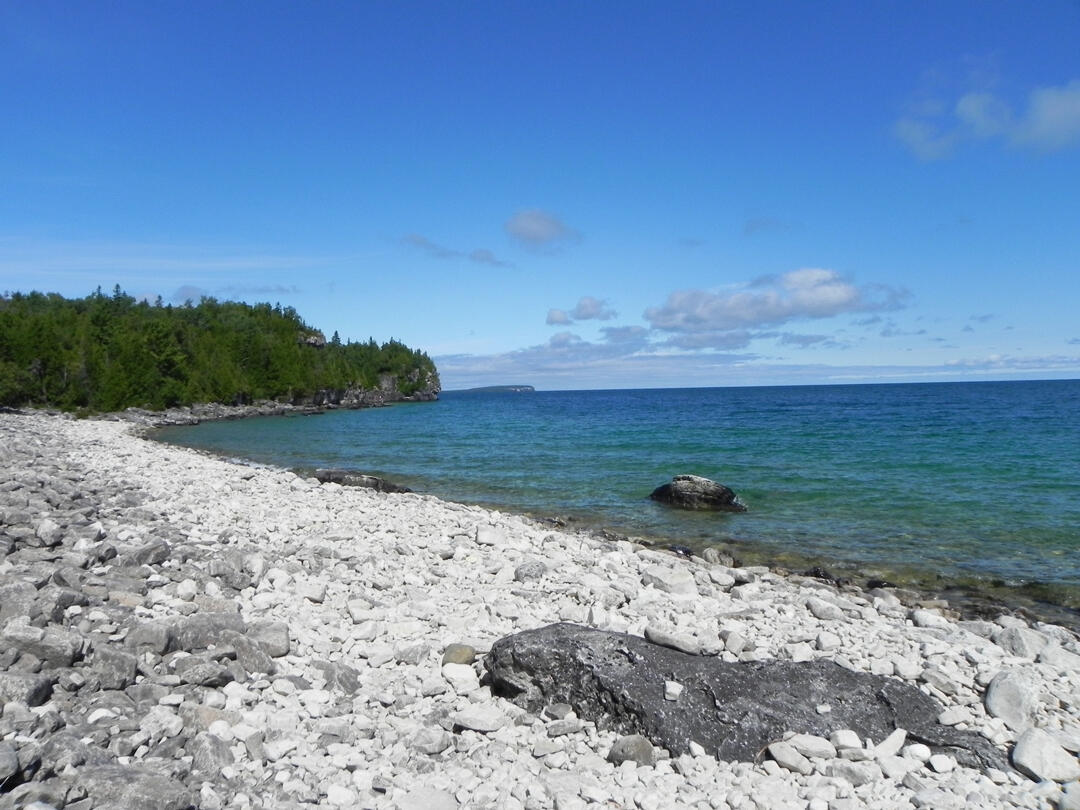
left=300, top=368, right=441, bottom=408
left=114, top=369, right=441, bottom=427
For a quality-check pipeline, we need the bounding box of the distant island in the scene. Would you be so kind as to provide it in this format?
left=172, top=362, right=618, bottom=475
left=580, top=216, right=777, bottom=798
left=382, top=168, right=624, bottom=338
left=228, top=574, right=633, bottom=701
left=459, top=385, right=536, bottom=393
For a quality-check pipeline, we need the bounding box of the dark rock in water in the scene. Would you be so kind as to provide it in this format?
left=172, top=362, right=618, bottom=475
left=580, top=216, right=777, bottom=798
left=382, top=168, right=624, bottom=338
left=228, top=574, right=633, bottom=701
left=485, top=623, right=1007, bottom=772
left=867, top=578, right=897, bottom=590
left=650, top=475, right=747, bottom=512
left=313, top=468, right=412, bottom=494
left=802, top=567, right=852, bottom=587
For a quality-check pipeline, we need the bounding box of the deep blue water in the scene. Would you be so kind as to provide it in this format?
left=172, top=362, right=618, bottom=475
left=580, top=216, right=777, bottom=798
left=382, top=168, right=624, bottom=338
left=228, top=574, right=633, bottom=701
left=155, top=380, right=1080, bottom=611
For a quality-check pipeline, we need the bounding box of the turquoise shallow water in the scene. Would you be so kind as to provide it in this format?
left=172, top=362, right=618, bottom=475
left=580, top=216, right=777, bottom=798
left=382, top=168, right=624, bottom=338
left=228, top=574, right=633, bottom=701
left=155, top=380, right=1080, bottom=613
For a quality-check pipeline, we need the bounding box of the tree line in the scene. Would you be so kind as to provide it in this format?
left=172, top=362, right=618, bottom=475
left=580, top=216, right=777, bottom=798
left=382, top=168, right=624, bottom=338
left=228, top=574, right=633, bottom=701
left=0, top=287, right=439, bottom=412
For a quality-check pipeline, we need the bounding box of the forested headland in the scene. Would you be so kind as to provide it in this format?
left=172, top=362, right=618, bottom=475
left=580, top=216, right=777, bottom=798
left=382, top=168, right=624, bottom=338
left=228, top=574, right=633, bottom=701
left=0, top=287, right=440, bottom=412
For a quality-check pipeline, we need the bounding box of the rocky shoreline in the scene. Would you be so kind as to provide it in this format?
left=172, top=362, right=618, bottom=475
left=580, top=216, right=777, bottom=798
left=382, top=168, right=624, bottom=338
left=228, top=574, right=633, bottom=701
left=103, top=388, right=438, bottom=429
left=1, top=411, right=1078, bottom=809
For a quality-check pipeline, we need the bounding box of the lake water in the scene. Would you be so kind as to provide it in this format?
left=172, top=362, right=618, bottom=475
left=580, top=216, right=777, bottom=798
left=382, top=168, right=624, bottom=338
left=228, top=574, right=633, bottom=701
left=155, top=380, right=1080, bottom=617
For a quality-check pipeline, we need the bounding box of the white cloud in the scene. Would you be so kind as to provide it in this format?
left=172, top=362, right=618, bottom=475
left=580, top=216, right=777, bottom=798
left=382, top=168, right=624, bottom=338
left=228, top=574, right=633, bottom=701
left=600, top=325, right=649, bottom=344
left=570, top=295, right=617, bottom=321
left=402, top=234, right=512, bottom=267
left=172, top=285, right=210, bottom=303
left=645, top=269, right=905, bottom=334
left=546, top=295, right=617, bottom=325
left=893, top=117, right=958, bottom=160
left=945, top=353, right=1080, bottom=371
left=218, top=284, right=301, bottom=296
left=505, top=209, right=581, bottom=250
left=544, top=296, right=618, bottom=326
left=897, top=78, right=1080, bottom=158
left=778, top=333, right=831, bottom=348
left=663, top=331, right=755, bottom=350
left=546, top=308, right=572, bottom=325
left=955, top=92, right=1011, bottom=137
left=1013, top=79, right=1080, bottom=150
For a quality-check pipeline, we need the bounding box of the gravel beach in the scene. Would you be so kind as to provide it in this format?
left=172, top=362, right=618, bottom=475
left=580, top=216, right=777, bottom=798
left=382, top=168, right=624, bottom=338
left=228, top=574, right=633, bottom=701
left=1, top=410, right=1078, bottom=810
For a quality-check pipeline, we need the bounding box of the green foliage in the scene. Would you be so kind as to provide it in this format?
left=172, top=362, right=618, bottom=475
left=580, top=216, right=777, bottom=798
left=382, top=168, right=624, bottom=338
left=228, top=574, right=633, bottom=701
left=0, top=289, right=439, bottom=411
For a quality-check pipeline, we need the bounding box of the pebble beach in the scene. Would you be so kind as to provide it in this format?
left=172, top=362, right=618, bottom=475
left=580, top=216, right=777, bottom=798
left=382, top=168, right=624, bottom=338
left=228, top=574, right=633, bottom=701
left=1, top=410, right=1079, bottom=810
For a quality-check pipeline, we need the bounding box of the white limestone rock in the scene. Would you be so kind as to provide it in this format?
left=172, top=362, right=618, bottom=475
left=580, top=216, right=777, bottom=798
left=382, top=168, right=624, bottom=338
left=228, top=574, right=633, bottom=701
left=1012, top=729, right=1080, bottom=783
left=993, top=625, right=1048, bottom=659
left=830, top=729, right=863, bottom=751
left=452, top=705, right=508, bottom=733
left=985, top=668, right=1039, bottom=732
left=787, top=733, right=836, bottom=759
left=873, top=728, right=907, bottom=758
left=767, top=741, right=812, bottom=775
left=641, top=564, right=698, bottom=597
left=827, top=759, right=882, bottom=786
left=805, top=596, right=844, bottom=621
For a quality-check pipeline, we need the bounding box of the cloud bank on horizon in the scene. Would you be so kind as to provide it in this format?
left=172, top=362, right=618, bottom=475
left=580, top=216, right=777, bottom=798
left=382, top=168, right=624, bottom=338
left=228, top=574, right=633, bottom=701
left=1, top=3, right=1078, bottom=390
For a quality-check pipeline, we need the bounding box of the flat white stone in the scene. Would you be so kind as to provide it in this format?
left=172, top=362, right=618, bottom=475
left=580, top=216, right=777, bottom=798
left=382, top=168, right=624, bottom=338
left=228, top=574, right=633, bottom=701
left=263, top=737, right=299, bottom=762
left=903, top=743, right=932, bottom=763
left=1012, top=728, right=1080, bottom=783
left=452, top=705, right=508, bottom=733
left=441, top=662, right=480, bottom=694
left=805, top=596, right=844, bottom=621
left=1039, top=643, right=1080, bottom=671
left=993, top=625, right=1048, bottom=659
left=642, top=565, right=697, bottom=596
left=1060, top=781, right=1080, bottom=810
left=297, top=580, right=326, bottom=603
left=985, top=668, right=1038, bottom=732
left=664, top=680, right=683, bottom=701
left=475, top=526, right=504, bottom=546
left=815, top=631, right=841, bottom=651
left=830, top=729, right=863, bottom=751
left=176, top=578, right=198, bottom=601
left=910, top=609, right=951, bottom=629
left=928, top=754, right=955, bottom=773
left=827, top=760, right=882, bottom=786
left=644, top=624, right=700, bottom=654
left=877, top=754, right=913, bottom=779
left=87, top=708, right=117, bottom=724
left=787, top=733, right=836, bottom=760
left=324, top=785, right=355, bottom=807
left=395, top=786, right=459, bottom=810
left=874, top=728, right=907, bottom=758
left=767, top=741, right=812, bottom=775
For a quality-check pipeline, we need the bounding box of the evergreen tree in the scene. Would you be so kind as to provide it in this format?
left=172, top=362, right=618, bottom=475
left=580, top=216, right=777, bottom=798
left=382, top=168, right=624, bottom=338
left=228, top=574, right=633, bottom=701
left=0, top=288, right=439, bottom=411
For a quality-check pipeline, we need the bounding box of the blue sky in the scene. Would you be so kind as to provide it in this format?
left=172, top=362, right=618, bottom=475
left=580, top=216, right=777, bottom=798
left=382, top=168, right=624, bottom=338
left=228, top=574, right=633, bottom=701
left=2, top=1, right=1079, bottom=390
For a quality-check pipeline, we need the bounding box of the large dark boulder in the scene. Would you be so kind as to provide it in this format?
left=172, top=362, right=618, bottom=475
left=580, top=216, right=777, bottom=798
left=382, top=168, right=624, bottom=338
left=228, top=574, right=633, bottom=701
left=650, top=475, right=747, bottom=512
left=485, top=623, right=1006, bottom=771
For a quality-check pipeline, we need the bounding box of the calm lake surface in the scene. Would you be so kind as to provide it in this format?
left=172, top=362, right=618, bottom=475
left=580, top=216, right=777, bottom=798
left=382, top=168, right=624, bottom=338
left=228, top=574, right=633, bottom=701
left=155, top=380, right=1080, bottom=615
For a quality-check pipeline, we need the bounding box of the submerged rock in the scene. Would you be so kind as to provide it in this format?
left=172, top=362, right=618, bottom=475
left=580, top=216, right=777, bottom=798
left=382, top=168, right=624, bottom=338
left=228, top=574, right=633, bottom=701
left=649, top=475, right=747, bottom=512
left=485, top=623, right=1006, bottom=771
left=313, top=468, right=411, bottom=493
